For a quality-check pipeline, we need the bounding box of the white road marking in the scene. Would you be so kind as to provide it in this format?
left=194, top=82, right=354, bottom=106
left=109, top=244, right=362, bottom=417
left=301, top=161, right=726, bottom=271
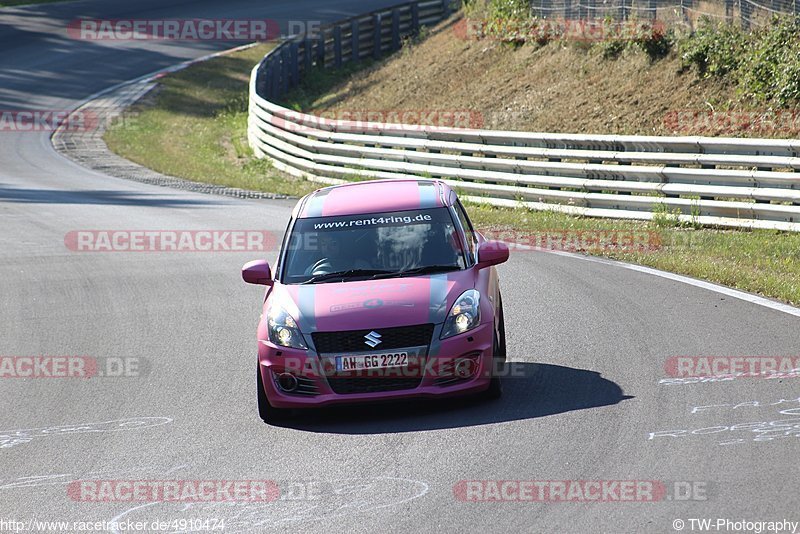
left=542, top=249, right=800, bottom=318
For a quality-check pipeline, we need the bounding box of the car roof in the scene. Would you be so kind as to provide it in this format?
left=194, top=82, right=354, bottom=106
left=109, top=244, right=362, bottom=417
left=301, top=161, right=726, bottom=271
left=293, top=179, right=456, bottom=219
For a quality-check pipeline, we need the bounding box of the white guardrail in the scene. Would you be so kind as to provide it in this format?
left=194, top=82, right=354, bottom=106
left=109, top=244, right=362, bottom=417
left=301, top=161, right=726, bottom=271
left=247, top=0, right=800, bottom=231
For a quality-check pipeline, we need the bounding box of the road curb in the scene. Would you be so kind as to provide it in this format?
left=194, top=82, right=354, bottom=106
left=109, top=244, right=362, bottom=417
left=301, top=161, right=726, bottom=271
left=51, top=43, right=294, bottom=201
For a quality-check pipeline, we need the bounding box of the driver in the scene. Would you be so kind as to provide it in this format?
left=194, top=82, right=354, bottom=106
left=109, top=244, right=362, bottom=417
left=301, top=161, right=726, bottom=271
left=306, top=232, right=372, bottom=276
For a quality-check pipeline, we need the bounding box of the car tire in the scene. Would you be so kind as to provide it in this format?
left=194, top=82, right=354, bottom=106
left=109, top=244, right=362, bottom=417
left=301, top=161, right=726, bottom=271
left=496, top=293, right=507, bottom=362
left=257, top=366, right=293, bottom=423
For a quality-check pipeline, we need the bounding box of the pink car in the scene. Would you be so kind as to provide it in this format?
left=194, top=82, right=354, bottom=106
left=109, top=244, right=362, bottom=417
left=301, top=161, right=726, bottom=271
left=242, top=179, right=509, bottom=423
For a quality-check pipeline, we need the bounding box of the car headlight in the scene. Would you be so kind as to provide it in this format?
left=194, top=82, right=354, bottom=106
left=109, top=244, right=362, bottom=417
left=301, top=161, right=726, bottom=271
left=267, top=307, right=308, bottom=349
left=440, top=290, right=481, bottom=339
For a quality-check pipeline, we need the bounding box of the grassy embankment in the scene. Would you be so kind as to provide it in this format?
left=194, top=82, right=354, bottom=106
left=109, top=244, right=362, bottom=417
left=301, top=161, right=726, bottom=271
left=104, top=44, right=316, bottom=198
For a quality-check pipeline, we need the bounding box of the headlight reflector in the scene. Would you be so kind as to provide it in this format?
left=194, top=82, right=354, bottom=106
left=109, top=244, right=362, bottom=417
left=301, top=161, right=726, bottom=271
left=441, top=290, right=481, bottom=339
left=267, top=307, right=307, bottom=349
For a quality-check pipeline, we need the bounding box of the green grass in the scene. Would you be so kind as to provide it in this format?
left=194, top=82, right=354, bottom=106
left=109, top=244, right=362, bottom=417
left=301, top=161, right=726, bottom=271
left=104, top=44, right=318, bottom=198
left=279, top=60, right=376, bottom=112
left=104, top=37, right=800, bottom=306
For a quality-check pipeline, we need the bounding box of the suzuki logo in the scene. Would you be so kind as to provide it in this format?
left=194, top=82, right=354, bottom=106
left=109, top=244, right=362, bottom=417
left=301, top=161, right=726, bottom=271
left=364, top=331, right=382, bottom=348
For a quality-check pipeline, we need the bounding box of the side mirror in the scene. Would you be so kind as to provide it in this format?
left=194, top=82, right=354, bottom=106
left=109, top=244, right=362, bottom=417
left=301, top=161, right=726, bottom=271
left=477, top=241, right=509, bottom=269
left=242, top=260, right=273, bottom=286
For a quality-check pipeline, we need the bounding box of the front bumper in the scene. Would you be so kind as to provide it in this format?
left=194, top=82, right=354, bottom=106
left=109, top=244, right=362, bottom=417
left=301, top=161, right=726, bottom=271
left=258, top=322, right=495, bottom=409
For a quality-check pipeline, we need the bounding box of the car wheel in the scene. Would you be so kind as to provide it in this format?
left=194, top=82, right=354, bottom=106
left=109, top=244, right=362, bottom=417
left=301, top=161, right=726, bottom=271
left=496, top=293, right=507, bottom=362
left=257, top=366, right=293, bottom=423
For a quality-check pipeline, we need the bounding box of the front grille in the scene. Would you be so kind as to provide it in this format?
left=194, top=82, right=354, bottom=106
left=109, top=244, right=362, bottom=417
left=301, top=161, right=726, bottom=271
left=312, top=324, right=434, bottom=353
left=327, top=375, right=423, bottom=394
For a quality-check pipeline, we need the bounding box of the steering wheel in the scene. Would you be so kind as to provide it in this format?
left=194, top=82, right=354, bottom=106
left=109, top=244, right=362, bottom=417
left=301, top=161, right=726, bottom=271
left=307, top=258, right=334, bottom=276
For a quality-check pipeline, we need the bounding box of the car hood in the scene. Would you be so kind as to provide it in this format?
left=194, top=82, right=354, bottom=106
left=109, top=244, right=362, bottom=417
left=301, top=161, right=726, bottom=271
left=269, top=272, right=474, bottom=332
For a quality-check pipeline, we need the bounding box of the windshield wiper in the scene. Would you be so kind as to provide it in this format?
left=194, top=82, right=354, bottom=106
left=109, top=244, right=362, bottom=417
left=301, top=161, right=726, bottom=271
left=302, top=269, right=394, bottom=284
left=371, top=265, right=461, bottom=279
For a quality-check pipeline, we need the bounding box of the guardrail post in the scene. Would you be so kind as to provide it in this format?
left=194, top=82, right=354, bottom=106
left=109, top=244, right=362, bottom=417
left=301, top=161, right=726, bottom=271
left=271, top=57, right=280, bottom=99
left=373, top=14, right=382, bottom=59
left=315, top=33, right=325, bottom=69
left=351, top=19, right=360, bottom=62
left=280, top=46, right=290, bottom=95
left=290, top=42, right=299, bottom=87
left=261, top=63, right=271, bottom=101
left=334, top=26, right=343, bottom=68
left=256, top=63, right=266, bottom=99
left=303, top=37, right=313, bottom=72
left=411, top=3, right=420, bottom=32
left=391, top=9, right=401, bottom=51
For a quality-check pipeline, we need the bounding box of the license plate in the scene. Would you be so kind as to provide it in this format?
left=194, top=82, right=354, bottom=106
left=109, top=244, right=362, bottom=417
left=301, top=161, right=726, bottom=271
left=336, top=352, right=408, bottom=371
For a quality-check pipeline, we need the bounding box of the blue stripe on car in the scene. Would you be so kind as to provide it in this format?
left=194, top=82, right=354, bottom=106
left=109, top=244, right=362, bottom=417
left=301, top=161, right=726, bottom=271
left=297, top=284, right=317, bottom=333
left=418, top=181, right=439, bottom=209
left=304, top=190, right=329, bottom=218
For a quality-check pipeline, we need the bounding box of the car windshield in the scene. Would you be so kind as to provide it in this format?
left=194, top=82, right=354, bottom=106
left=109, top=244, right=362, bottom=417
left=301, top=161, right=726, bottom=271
left=281, top=208, right=467, bottom=284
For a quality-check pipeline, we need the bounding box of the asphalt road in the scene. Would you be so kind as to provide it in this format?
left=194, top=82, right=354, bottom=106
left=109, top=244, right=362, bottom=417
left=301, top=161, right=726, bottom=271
left=1, top=1, right=799, bottom=532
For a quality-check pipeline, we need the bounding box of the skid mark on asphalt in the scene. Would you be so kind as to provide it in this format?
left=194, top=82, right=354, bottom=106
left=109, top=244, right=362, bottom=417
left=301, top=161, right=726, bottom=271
left=0, top=417, right=172, bottom=449
left=0, top=464, right=190, bottom=490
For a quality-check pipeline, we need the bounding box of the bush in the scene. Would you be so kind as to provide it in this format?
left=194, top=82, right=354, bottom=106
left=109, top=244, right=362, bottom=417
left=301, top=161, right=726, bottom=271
left=680, top=16, right=800, bottom=106
left=737, top=17, right=800, bottom=106
left=596, top=19, right=673, bottom=61
left=679, top=17, right=746, bottom=77
left=599, top=38, right=627, bottom=59
left=631, top=23, right=673, bottom=61
left=465, top=0, right=535, bottom=44
left=486, top=0, right=530, bottom=20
